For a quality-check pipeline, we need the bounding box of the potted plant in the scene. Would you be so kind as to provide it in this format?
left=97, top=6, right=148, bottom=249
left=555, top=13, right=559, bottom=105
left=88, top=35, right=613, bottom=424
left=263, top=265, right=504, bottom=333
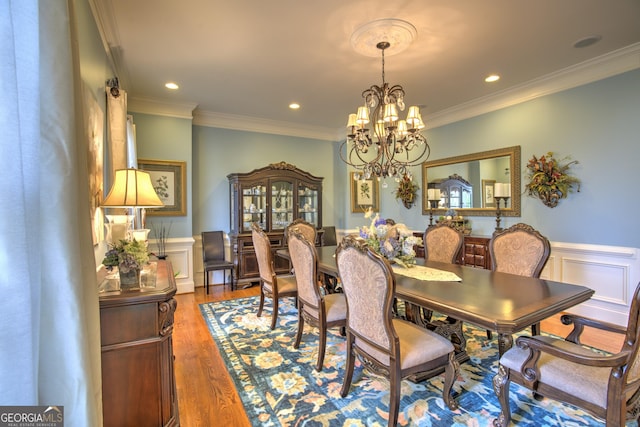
left=394, top=174, right=420, bottom=209
left=102, top=239, right=150, bottom=289
left=525, top=152, right=580, bottom=208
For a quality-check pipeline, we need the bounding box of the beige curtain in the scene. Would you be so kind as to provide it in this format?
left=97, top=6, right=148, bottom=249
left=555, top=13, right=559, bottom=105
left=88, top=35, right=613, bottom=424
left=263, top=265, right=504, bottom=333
left=0, top=0, right=102, bottom=424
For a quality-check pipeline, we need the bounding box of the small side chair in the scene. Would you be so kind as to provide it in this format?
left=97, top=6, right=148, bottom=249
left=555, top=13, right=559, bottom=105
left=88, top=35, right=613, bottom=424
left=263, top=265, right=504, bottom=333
left=201, top=231, right=236, bottom=293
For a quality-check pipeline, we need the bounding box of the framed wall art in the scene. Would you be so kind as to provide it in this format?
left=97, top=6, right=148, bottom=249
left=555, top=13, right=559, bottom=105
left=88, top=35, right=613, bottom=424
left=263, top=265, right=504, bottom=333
left=138, top=159, right=187, bottom=216
left=350, top=172, right=380, bottom=213
left=482, top=179, right=496, bottom=208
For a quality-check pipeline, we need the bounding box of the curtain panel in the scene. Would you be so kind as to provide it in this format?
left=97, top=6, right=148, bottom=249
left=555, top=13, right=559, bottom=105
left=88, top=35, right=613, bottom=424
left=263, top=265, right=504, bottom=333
left=0, top=0, right=102, bottom=425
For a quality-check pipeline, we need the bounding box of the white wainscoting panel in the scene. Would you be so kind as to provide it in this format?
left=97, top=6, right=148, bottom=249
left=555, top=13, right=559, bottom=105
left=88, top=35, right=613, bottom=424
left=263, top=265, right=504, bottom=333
left=149, top=237, right=195, bottom=294
left=542, top=242, right=639, bottom=326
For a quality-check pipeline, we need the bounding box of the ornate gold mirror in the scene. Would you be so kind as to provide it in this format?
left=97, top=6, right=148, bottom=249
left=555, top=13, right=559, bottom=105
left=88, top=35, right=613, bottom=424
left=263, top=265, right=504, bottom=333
left=421, top=146, right=521, bottom=217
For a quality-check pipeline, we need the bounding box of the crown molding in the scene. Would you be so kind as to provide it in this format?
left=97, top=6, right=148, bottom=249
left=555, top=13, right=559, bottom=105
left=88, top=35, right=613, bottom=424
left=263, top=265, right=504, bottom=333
left=427, top=43, right=640, bottom=129
left=128, top=97, right=198, bottom=119
left=192, top=110, right=339, bottom=141
left=125, top=43, right=639, bottom=139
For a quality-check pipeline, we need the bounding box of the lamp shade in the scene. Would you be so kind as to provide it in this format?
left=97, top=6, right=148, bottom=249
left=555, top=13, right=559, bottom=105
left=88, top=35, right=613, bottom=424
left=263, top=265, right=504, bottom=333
left=102, top=168, right=164, bottom=208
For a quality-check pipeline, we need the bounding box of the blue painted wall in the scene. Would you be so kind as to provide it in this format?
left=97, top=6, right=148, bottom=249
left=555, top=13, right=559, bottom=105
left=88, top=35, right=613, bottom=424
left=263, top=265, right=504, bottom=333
left=132, top=113, right=193, bottom=238
left=191, top=127, right=337, bottom=234
left=342, top=69, right=640, bottom=248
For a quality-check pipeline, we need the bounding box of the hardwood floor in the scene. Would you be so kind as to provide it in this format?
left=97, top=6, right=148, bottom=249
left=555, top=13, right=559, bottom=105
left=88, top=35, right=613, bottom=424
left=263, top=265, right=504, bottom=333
left=173, top=284, right=624, bottom=427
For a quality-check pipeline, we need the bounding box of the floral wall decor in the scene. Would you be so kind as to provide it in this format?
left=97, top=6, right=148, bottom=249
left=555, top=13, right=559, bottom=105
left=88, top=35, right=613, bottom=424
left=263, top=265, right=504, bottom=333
left=394, top=174, right=420, bottom=209
left=525, top=152, right=580, bottom=208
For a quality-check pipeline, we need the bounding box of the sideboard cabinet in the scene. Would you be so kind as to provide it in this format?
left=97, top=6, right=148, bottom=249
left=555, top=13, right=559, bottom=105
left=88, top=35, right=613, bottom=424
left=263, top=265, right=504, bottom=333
left=458, top=235, right=492, bottom=269
left=228, top=162, right=323, bottom=285
left=415, top=232, right=491, bottom=270
left=99, top=260, right=179, bottom=427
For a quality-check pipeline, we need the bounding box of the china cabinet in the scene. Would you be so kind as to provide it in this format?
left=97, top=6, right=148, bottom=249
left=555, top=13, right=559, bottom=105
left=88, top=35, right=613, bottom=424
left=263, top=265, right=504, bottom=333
left=228, top=162, right=323, bottom=285
left=428, top=174, right=473, bottom=209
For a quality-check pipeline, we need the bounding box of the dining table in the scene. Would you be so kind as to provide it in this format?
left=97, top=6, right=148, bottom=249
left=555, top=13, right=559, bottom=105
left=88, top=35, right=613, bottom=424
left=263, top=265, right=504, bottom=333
left=277, top=245, right=595, bottom=359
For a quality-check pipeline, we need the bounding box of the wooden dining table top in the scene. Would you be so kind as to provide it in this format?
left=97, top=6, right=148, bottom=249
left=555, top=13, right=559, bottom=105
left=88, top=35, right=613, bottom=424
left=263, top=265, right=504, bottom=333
left=277, top=245, right=594, bottom=353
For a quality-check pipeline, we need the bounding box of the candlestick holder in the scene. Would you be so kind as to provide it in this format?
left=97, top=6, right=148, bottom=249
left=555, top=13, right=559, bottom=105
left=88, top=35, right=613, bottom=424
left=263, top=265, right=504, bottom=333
left=494, top=196, right=510, bottom=232
left=428, top=199, right=439, bottom=226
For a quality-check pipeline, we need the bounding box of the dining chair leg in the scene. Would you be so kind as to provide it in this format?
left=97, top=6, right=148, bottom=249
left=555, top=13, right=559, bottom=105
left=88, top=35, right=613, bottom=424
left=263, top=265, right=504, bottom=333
left=316, top=326, right=327, bottom=372
left=388, top=369, right=401, bottom=427
left=270, top=297, right=279, bottom=330
left=340, top=334, right=355, bottom=398
left=257, top=285, right=265, bottom=318
left=293, top=307, right=305, bottom=349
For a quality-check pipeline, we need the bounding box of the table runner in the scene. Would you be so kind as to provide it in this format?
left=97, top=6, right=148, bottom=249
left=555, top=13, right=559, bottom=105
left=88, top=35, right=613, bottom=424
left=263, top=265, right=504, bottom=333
left=392, top=264, right=462, bottom=282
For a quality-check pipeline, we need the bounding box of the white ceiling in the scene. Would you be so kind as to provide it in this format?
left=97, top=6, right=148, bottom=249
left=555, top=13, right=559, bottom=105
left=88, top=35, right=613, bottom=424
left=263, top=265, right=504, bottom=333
left=92, top=0, right=640, bottom=140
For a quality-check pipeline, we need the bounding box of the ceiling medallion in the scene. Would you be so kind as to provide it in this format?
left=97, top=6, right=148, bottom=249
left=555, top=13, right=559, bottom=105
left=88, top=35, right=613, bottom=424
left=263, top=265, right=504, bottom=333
left=350, top=18, right=417, bottom=57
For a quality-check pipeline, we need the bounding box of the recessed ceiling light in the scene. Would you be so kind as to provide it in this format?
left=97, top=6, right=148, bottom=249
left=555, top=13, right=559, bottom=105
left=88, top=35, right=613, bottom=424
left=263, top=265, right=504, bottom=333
left=165, top=82, right=179, bottom=90
left=289, top=103, right=300, bottom=110
left=485, top=74, right=500, bottom=83
left=573, top=35, right=602, bottom=49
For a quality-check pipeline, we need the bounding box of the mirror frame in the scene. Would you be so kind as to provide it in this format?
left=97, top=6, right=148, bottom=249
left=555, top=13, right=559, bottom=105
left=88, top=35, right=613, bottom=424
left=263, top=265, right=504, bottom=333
left=421, top=145, right=521, bottom=217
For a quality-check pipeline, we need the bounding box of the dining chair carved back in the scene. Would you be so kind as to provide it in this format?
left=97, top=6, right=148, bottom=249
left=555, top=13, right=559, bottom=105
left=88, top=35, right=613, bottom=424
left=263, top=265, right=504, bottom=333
left=489, top=223, right=551, bottom=335
left=251, top=222, right=297, bottom=330
left=336, top=235, right=459, bottom=427
left=287, top=218, right=317, bottom=246
left=287, top=227, right=346, bottom=371
left=493, top=281, right=640, bottom=427
left=423, top=223, right=463, bottom=263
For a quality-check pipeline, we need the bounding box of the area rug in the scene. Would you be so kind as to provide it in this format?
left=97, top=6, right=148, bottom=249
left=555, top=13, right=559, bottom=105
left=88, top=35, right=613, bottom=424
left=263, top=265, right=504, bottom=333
left=200, top=297, right=630, bottom=427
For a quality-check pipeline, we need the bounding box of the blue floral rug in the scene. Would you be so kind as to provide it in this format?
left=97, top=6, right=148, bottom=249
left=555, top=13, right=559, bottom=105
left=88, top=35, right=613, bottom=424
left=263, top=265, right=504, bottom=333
left=200, top=297, right=627, bottom=427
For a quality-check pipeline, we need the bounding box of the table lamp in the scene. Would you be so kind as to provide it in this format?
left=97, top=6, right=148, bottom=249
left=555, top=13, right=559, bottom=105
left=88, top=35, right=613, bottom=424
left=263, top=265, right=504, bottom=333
left=102, top=168, right=164, bottom=243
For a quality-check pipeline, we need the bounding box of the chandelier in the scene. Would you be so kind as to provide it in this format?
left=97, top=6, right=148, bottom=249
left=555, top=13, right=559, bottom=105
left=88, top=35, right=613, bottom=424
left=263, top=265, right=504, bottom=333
left=340, top=41, right=430, bottom=181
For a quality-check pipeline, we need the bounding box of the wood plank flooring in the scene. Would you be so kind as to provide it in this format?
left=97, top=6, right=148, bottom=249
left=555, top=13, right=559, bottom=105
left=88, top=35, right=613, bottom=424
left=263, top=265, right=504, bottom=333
left=173, top=284, right=624, bottom=427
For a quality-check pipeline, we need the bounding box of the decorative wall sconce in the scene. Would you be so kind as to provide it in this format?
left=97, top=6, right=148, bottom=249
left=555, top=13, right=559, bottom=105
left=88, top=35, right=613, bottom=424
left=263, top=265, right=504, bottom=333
left=525, top=152, right=580, bottom=208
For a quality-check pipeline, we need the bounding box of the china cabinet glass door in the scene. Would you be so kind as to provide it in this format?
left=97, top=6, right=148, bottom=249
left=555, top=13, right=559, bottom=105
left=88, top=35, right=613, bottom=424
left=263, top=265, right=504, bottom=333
left=271, top=180, right=293, bottom=231
left=297, top=183, right=319, bottom=227
left=241, top=184, right=267, bottom=233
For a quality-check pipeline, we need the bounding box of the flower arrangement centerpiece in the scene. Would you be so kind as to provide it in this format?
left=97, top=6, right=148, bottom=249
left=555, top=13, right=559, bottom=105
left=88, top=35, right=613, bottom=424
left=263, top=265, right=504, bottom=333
left=525, top=152, right=580, bottom=208
left=102, top=239, right=150, bottom=288
left=394, top=174, right=420, bottom=209
left=359, top=208, right=422, bottom=268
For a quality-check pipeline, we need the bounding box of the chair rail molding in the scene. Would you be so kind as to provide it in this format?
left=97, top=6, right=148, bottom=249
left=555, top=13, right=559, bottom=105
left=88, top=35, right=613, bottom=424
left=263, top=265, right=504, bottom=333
left=543, top=242, right=640, bottom=326
left=149, top=236, right=195, bottom=294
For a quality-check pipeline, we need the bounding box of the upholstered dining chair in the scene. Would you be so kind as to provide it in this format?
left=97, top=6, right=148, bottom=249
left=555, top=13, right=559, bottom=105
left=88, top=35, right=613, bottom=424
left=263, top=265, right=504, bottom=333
left=489, top=223, right=551, bottom=336
left=493, top=281, right=640, bottom=427
left=423, top=222, right=463, bottom=263
left=201, top=231, right=236, bottom=293
left=286, top=218, right=317, bottom=246
left=287, top=227, right=347, bottom=371
left=336, top=235, right=459, bottom=427
left=407, top=222, right=466, bottom=340
left=251, top=223, right=298, bottom=330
